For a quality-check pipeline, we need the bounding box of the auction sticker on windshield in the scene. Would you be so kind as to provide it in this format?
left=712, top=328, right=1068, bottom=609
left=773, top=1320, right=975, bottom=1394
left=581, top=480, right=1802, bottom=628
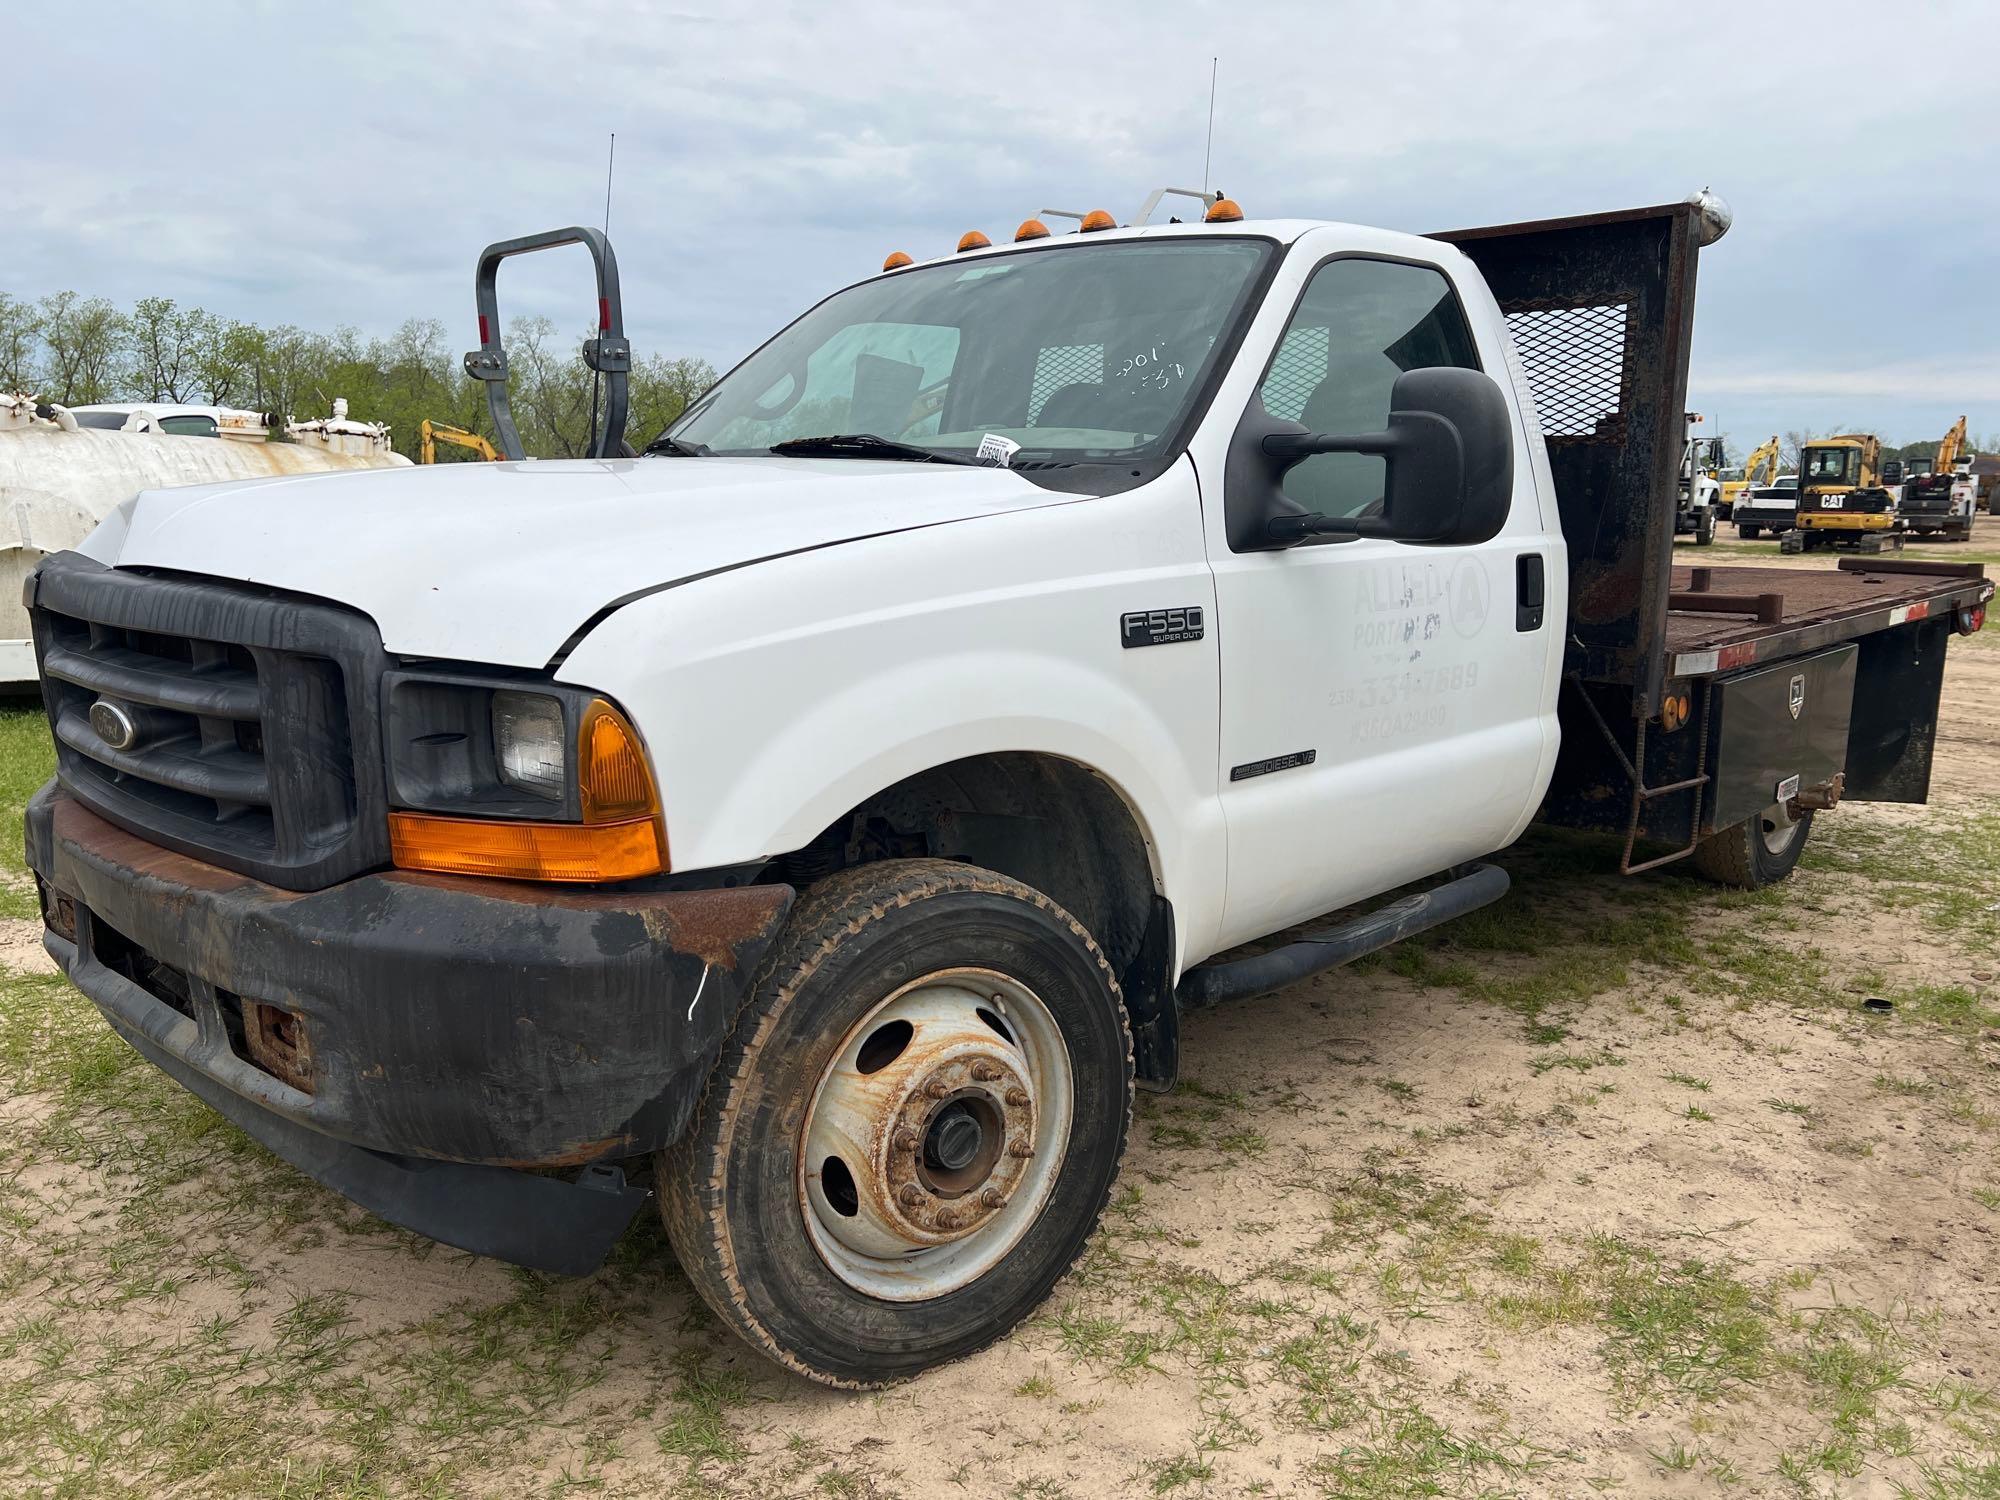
left=976, top=433, right=1021, bottom=467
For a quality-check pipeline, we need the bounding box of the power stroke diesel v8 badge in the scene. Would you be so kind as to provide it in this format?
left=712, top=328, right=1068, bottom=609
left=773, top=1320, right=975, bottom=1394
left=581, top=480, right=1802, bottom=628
left=1120, top=606, right=1205, bottom=649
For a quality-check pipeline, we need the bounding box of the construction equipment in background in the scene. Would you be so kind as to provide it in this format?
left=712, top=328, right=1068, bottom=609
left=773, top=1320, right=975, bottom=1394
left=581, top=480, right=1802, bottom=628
left=1901, top=416, right=1974, bottom=541
left=1675, top=414, right=1723, bottom=544
left=419, top=419, right=501, bottom=465
left=1784, top=432, right=1903, bottom=553
left=1970, top=454, right=2000, bottom=516
left=1719, top=434, right=1780, bottom=517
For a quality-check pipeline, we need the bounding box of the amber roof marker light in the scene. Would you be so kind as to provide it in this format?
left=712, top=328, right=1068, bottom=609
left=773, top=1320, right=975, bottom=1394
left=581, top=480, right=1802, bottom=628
left=882, top=250, right=914, bottom=271
left=956, top=230, right=991, bottom=253
left=1204, top=197, right=1244, bottom=223
left=1013, top=218, right=1050, bottom=242
left=1079, top=209, right=1117, bottom=233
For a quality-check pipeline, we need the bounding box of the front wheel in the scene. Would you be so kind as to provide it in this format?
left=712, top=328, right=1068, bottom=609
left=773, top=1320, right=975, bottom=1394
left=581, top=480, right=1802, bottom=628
left=1695, top=509, right=1717, bottom=545
left=1692, top=803, right=1814, bottom=888
left=659, top=859, right=1132, bottom=1387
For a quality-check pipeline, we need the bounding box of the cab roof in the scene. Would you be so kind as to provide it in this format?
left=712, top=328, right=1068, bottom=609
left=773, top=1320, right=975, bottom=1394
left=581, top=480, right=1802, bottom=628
left=872, top=216, right=1451, bottom=280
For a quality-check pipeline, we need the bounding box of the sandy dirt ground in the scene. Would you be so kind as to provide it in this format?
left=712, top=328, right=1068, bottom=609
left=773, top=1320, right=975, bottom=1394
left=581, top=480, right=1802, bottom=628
left=1, top=520, right=1997, bottom=1499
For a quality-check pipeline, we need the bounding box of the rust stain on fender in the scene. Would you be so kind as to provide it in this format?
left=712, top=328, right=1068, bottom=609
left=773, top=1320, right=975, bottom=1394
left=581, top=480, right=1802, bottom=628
left=636, top=885, right=792, bottom=969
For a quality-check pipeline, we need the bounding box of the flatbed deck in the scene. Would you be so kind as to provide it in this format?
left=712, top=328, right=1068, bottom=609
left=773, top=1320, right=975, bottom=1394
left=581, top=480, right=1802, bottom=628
left=1663, top=559, right=1991, bottom=678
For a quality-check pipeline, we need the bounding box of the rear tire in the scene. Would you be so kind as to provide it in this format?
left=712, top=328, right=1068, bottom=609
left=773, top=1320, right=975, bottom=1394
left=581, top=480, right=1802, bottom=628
left=659, top=859, right=1132, bottom=1388
left=1739, top=524, right=1761, bottom=540
left=1692, top=804, right=1814, bottom=888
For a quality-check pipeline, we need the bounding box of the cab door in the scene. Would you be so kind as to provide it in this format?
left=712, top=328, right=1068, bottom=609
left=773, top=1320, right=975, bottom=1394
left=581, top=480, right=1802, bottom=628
left=1192, top=235, right=1558, bottom=951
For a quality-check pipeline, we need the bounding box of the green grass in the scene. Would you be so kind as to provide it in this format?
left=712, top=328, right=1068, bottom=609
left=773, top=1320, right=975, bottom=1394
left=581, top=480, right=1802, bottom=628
left=0, top=705, right=54, bottom=917
left=6, top=705, right=2000, bottom=1493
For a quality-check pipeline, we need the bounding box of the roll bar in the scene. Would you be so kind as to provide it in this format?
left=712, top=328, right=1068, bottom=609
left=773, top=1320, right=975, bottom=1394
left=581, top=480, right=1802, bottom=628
left=462, top=226, right=630, bottom=461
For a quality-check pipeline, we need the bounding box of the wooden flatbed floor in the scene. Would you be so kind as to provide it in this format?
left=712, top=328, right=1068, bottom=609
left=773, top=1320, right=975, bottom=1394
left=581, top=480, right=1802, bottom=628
left=1663, top=559, right=1991, bottom=676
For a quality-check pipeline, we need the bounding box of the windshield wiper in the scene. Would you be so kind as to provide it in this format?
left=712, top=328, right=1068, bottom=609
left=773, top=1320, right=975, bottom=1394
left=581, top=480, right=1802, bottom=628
left=768, top=433, right=979, bottom=465
left=644, top=434, right=710, bottom=456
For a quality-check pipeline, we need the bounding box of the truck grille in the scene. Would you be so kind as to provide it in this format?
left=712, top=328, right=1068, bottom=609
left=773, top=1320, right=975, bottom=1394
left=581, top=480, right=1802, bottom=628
left=30, top=554, right=391, bottom=890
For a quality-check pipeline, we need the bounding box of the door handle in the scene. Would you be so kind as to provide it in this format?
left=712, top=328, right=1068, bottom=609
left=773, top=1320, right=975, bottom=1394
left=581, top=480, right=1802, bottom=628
left=1515, top=553, right=1545, bottom=632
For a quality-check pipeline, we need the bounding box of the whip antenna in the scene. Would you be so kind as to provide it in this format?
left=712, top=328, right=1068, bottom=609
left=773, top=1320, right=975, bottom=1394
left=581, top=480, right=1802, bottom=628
left=1202, top=58, right=1217, bottom=195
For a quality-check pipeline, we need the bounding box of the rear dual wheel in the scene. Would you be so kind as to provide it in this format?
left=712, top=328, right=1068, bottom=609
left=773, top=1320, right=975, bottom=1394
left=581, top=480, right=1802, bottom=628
left=1692, top=802, right=1814, bottom=888
left=659, top=860, right=1132, bottom=1387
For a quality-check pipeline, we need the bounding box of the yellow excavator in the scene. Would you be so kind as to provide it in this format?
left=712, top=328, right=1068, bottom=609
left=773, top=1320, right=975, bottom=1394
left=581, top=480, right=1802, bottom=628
left=1784, top=433, right=1903, bottom=553
left=418, top=419, right=501, bottom=465
left=1720, top=434, right=1781, bottom=516
left=1901, top=416, right=1973, bottom=541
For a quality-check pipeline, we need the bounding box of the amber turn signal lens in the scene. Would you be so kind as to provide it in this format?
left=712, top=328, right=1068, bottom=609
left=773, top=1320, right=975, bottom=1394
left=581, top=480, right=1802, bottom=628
left=956, top=230, right=991, bottom=253
left=1014, top=218, right=1050, bottom=242
left=1079, top=209, right=1116, bottom=232
left=1204, top=197, right=1244, bottom=222
left=390, top=698, right=668, bottom=882
left=389, top=812, right=665, bottom=882
left=578, top=699, right=657, bottom=823
left=882, top=250, right=913, bottom=270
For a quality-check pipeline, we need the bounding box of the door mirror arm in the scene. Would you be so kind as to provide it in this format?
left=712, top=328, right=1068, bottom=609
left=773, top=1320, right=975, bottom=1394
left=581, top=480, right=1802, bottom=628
left=1222, top=367, right=1515, bottom=553
left=1260, top=428, right=1422, bottom=543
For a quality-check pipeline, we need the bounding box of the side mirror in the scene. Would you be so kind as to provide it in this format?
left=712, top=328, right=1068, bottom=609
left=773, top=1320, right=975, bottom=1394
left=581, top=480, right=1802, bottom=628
left=1229, top=366, right=1514, bottom=549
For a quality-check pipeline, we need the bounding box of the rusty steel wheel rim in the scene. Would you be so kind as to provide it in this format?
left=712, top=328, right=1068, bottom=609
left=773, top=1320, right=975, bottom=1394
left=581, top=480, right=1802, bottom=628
left=799, top=966, right=1073, bottom=1301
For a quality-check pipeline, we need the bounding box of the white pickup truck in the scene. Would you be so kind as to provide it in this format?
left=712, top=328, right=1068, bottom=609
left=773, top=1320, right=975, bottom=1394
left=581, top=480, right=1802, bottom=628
left=24, top=196, right=1992, bottom=1387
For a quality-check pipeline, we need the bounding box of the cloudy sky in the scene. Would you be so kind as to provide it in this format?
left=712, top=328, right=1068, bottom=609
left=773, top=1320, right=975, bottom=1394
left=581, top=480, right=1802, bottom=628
left=5, top=0, right=1995, bottom=454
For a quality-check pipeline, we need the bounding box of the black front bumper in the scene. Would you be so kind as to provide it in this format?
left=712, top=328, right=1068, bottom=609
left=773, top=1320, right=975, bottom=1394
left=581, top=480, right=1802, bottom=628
left=27, top=783, right=793, bottom=1274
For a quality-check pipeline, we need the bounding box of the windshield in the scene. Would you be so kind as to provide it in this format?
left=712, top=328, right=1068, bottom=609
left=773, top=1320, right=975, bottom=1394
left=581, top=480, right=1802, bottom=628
left=1803, top=447, right=1858, bottom=485
left=667, top=239, right=1273, bottom=464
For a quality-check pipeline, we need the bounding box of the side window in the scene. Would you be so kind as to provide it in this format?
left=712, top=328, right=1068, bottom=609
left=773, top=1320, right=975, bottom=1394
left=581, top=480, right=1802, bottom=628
left=1260, top=259, right=1480, bottom=520
left=157, top=415, right=219, bottom=438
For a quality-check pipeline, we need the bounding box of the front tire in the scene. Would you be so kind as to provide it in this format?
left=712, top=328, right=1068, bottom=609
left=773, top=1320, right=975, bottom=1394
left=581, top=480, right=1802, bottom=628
left=1695, top=509, right=1716, bottom=545
left=1692, top=804, right=1814, bottom=888
left=660, top=859, right=1132, bottom=1387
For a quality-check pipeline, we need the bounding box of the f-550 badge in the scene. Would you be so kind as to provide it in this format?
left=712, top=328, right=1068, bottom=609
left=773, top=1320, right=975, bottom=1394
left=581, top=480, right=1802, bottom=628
left=1121, top=606, right=1205, bottom=649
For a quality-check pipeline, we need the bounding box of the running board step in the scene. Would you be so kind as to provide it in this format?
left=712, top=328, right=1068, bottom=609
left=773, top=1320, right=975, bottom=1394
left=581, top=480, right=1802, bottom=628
left=1176, top=862, right=1510, bottom=1010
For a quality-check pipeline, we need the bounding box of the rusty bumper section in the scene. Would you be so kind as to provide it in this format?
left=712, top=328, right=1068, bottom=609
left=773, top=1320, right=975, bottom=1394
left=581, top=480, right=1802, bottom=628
left=26, top=783, right=793, bottom=1274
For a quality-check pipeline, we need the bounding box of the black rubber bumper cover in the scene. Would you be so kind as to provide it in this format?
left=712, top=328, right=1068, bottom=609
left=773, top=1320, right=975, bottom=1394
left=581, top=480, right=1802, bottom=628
left=26, top=783, right=794, bottom=1275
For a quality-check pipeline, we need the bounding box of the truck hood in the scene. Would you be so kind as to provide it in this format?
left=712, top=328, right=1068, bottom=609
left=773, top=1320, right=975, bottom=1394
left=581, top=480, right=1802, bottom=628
left=80, top=456, right=1075, bottom=667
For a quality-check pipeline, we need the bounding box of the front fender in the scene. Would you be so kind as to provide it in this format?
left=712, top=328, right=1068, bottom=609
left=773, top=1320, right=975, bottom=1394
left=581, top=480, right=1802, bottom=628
left=555, top=481, right=1228, bottom=966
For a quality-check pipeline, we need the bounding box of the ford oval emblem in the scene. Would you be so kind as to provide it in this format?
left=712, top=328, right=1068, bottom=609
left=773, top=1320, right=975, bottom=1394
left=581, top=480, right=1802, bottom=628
left=89, top=698, right=139, bottom=751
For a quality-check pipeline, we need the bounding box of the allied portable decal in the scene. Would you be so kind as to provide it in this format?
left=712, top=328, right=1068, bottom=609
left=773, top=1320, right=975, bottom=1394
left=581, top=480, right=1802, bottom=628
left=1121, top=606, right=1205, bottom=649
left=1788, top=673, right=1805, bottom=720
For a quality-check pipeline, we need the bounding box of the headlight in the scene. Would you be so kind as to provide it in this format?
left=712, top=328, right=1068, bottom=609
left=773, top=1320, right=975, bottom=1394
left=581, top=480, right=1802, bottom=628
left=492, top=690, right=567, bottom=800
left=384, top=672, right=666, bottom=881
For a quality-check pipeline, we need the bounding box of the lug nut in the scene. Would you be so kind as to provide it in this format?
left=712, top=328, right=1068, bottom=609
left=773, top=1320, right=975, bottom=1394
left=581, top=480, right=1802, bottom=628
left=971, top=1060, right=1001, bottom=1082
left=1008, top=1137, right=1034, bottom=1159
left=935, top=1207, right=959, bottom=1230
left=897, top=1183, right=924, bottom=1207
left=892, top=1127, right=918, bottom=1153
left=925, top=1078, right=950, bottom=1099
left=1005, top=1086, right=1029, bottom=1108
left=980, top=1187, right=1006, bottom=1210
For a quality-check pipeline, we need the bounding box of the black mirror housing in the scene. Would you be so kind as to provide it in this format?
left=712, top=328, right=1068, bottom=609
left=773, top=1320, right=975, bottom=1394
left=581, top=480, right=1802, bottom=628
left=1228, top=367, right=1515, bottom=550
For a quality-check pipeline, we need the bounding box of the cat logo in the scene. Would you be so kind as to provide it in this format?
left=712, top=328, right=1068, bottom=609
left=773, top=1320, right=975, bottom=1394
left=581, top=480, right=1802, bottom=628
left=1788, top=673, right=1805, bottom=721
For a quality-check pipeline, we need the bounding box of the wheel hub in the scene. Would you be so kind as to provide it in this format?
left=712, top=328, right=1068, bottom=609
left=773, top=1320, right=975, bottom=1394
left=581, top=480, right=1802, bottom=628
left=799, top=968, right=1071, bottom=1301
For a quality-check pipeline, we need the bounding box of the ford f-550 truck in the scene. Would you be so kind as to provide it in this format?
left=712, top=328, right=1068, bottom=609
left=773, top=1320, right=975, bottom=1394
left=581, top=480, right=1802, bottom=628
left=24, top=195, right=1992, bottom=1387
